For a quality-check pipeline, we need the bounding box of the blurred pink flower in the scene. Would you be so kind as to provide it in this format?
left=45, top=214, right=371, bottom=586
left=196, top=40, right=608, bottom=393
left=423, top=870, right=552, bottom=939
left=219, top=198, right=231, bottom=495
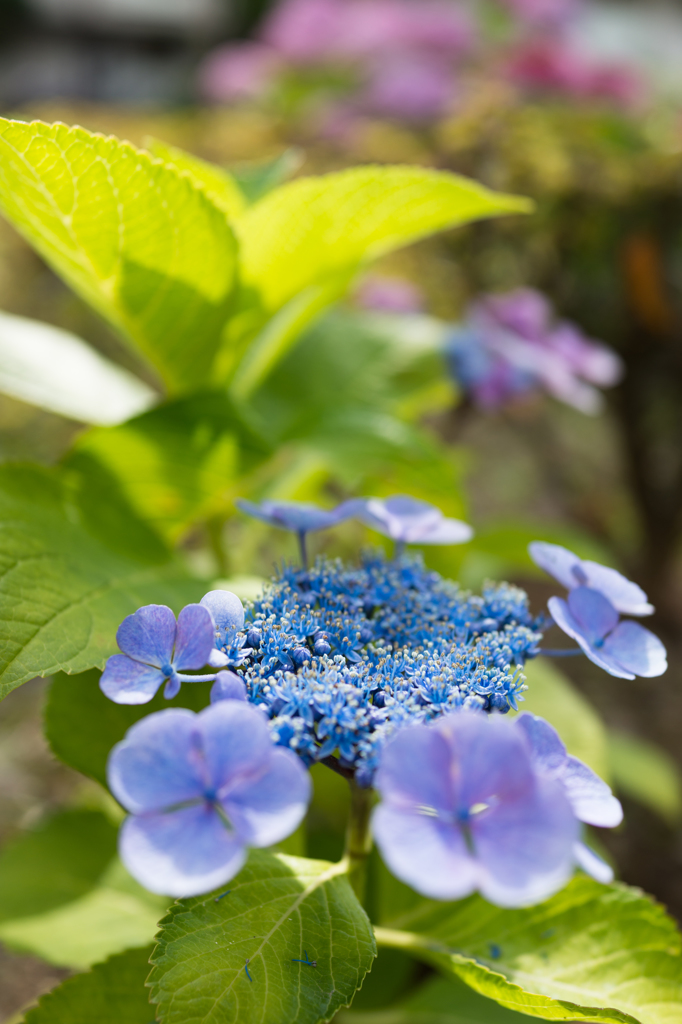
left=498, top=0, right=580, bottom=27
left=363, top=52, right=457, bottom=119
left=355, top=275, right=424, bottom=313
left=261, top=0, right=342, bottom=63
left=199, top=42, right=281, bottom=101
left=506, top=37, right=643, bottom=106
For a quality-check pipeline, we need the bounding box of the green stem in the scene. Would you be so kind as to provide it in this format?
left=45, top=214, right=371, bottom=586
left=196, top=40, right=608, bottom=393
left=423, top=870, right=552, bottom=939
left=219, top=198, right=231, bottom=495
left=344, top=779, right=374, bottom=906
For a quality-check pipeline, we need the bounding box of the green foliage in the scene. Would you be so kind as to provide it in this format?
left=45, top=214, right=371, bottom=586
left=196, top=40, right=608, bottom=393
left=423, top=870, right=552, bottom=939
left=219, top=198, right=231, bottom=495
left=608, top=731, right=682, bottom=826
left=0, top=463, right=203, bottom=700
left=146, top=137, right=247, bottom=217
left=375, top=876, right=682, bottom=1023
left=0, top=809, right=116, bottom=922
left=0, top=118, right=238, bottom=393
left=45, top=668, right=212, bottom=788
left=22, top=945, right=155, bottom=1023
left=231, top=149, right=303, bottom=204
left=67, top=392, right=270, bottom=543
left=148, top=849, right=376, bottom=1024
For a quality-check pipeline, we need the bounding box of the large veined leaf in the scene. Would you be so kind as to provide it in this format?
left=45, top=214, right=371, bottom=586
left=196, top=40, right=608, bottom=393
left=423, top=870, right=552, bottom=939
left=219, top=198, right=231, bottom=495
left=67, top=391, right=271, bottom=543
left=0, top=118, right=237, bottom=393
left=22, top=945, right=155, bottom=1023
left=0, top=309, right=157, bottom=424
left=375, top=876, right=682, bottom=1024
left=148, top=849, right=376, bottom=1024
left=146, top=137, right=247, bottom=218
left=0, top=463, right=204, bottom=700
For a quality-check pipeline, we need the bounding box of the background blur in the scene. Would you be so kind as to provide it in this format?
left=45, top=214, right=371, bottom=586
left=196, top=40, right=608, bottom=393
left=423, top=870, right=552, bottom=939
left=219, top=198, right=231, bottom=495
left=2, top=0, right=682, bottom=1017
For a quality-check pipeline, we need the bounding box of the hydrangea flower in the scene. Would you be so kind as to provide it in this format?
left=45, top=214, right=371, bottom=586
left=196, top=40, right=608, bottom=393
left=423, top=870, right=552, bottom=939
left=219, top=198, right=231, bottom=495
left=354, top=495, right=473, bottom=551
left=107, top=701, right=311, bottom=897
left=100, top=604, right=227, bottom=705
left=445, top=289, right=622, bottom=414
left=529, top=541, right=653, bottom=616
left=236, top=498, right=354, bottom=566
left=548, top=586, right=667, bottom=680
left=372, top=709, right=578, bottom=906
left=355, top=274, right=424, bottom=313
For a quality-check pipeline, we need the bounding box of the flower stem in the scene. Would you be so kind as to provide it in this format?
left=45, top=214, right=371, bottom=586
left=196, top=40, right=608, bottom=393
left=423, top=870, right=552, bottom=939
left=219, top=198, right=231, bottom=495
left=344, top=779, right=374, bottom=906
left=537, top=648, right=583, bottom=657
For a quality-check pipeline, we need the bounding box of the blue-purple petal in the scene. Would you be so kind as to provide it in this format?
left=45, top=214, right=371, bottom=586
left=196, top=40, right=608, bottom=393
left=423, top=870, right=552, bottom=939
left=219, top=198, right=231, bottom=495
left=201, top=590, right=245, bottom=641
left=419, top=517, right=474, bottom=545
left=236, top=498, right=342, bottom=533
left=602, top=620, right=668, bottom=678
left=116, top=604, right=176, bottom=668
left=562, top=756, right=623, bottom=827
left=580, top=561, right=653, bottom=617
left=375, top=722, right=455, bottom=813
left=196, top=701, right=274, bottom=793
left=119, top=803, right=246, bottom=897
left=548, top=596, right=635, bottom=679
left=173, top=604, right=216, bottom=671
left=515, top=713, right=567, bottom=774
left=222, top=747, right=311, bottom=847
left=210, top=670, right=248, bottom=703
left=107, top=709, right=205, bottom=813
left=99, top=655, right=166, bottom=705
left=528, top=542, right=583, bottom=589
left=567, top=587, right=618, bottom=645
left=574, top=841, right=614, bottom=884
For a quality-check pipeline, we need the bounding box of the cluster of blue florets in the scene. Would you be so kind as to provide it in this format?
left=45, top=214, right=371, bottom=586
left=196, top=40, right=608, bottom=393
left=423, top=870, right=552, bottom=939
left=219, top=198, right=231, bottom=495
left=218, top=552, right=542, bottom=784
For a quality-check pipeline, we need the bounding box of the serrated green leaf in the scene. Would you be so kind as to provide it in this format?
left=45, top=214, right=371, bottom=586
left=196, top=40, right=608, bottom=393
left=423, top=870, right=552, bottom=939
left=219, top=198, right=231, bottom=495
left=22, top=945, right=155, bottom=1023
left=0, top=309, right=157, bottom=424
left=0, top=857, right=167, bottom=969
left=148, top=849, right=376, bottom=1024
left=231, top=149, right=303, bottom=205
left=375, top=876, right=682, bottom=1024
left=146, top=137, right=247, bottom=217
left=45, top=668, right=213, bottom=788
left=66, top=391, right=271, bottom=543
left=608, top=731, right=682, bottom=825
left=0, top=118, right=237, bottom=393
left=0, top=463, right=204, bottom=699
left=0, top=809, right=117, bottom=922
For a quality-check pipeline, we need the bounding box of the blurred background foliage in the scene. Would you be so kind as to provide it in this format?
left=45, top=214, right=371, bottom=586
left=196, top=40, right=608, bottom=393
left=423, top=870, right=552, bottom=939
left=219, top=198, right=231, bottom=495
left=2, top=0, right=682, bottom=1019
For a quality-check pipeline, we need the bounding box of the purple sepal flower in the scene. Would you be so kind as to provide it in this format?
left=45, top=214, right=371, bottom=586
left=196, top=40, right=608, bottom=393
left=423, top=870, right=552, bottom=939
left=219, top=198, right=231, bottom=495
left=355, top=495, right=473, bottom=546
left=200, top=590, right=245, bottom=648
left=548, top=588, right=667, bottom=680
left=236, top=498, right=353, bottom=534
left=100, top=604, right=217, bottom=705
left=211, top=670, right=248, bottom=704
left=107, top=702, right=311, bottom=897
left=372, top=709, right=577, bottom=907
left=529, top=541, right=653, bottom=616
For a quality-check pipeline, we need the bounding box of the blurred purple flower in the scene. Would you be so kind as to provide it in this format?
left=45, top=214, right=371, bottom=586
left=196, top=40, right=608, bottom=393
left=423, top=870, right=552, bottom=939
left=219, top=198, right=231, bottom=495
left=498, top=0, right=580, bottom=27
left=372, top=709, right=578, bottom=905
left=548, top=586, right=667, bottom=680
left=236, top=498, right=356, bottom=567
left=355, top=274, right=424, bottom=313
left=515, top=712, right=621, bottom=882
left=261, top=0, right=342, bottom=63
left=529, top=541, right=653, bottom=616
left=100, top=604, right=226, bottom=706
left=363, top=52, right=457, bottom=120
left=354, top=495, right=473, bottom=547
left=199, top=42, right=281, bottom=102
left=505, top=38, right=643, bottom=107
left=108, top=702, right=311, bottom=896
left=446, top=288, right=623, bottom=414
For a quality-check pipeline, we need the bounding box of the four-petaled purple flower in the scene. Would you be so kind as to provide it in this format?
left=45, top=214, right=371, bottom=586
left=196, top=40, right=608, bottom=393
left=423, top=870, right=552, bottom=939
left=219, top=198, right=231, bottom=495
left=354, top=495, right=473, bottom=553
left=236, top=498, right=355, bottom=567
left=372, top=709, right=578, bottom=906
left=548, top=587, right=667, bottom=680
left=100, top=604, right=228, bottom=705
left=108, top=701, right=311, bottom=897
left=529, top=541, right=653, bottom=616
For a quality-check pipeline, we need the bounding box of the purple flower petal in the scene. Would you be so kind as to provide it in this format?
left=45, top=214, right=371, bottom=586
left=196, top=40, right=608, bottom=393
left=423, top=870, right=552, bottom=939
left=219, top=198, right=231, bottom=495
left=119, top=803, right=246, bottom=897
left=472, top=775, right=577, bottom=907
left=173, top=604, right=216, bottom=671
left=236, top=498, right=346, bottom=533
left=116, top=604, right=176, bottom=668
left=547, top=596, right=635, bottom=679
left=419, top=517, right=474, bottom=545
left=562, top=756, right=623, bottom=827
left=107, top=709, right=205, bottom=813
left=372, top=804, right=477, bottom=901
left=208, top=649, right=230, bottom=668
left=602, top=620, right=667, bottom=678
left=574, top=841, right=614, bottom=884
left=196, top=701, right=275, bottom=793
left=99, top=655, right=166, bottom=705
left=529, top=541, right=585, bottom=589
left=514, top=713, right=567, bottom=774
left=567, top=587, right=618, bottom=645
left=222, top=747, right=311, bottom=847
left=580, top=561, right=653, bottom=617
left=210, top=670, right=248, bottom=703
left=201, top=590, right=245, bottom=641
left=374, top=722, right=454, bottom=813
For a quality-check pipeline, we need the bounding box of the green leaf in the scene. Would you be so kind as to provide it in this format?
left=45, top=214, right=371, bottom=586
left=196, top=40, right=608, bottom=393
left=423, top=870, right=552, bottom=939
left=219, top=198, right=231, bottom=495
left=22, top=945, right=155, bottom=1023
left=231, top=149, right=303, bottom=205
left=518, top=658, right=610, bottom=780
left=148, top=849, right=377, bottom=1024
left=0, top=809, right=117, bottom=922
left=0, top=309, right=157, bottom=424
left=66, top=391, right=270, bottom=543
left=0, top=463, right=204, bottom=700
left=0, top=857, right=167, bottom=969
left=0, top=118, right=237, bottom=393
left=608, top=731, right=682, bottom=826
left=375, top=876, right=682, bottom=1024
left=146, top=137, right=247, bottom=218
left=45, top=668, right=213, bottom=788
